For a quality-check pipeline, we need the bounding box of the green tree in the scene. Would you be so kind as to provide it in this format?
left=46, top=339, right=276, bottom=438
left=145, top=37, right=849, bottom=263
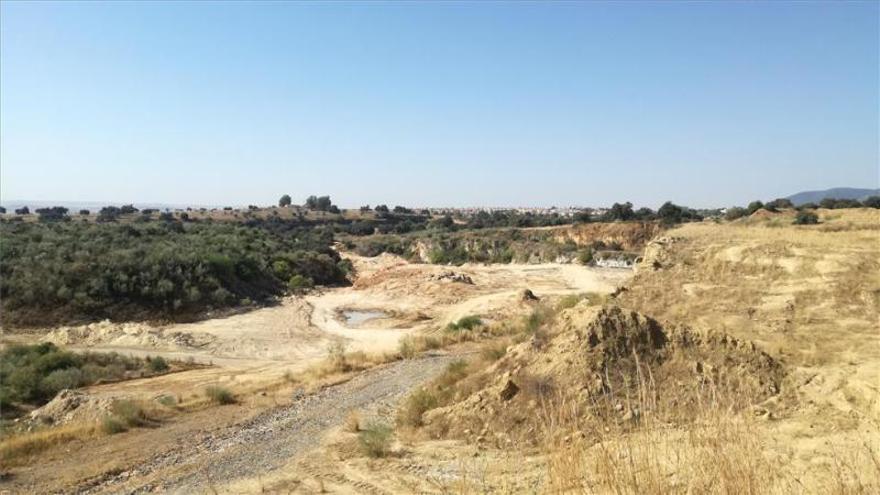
left=746, top=201, right=764, bottom=215
left=863, top=196, right=880, bottom=208
left=657, top=202, right=683, bottom=224
left=793, top=210, right=819, bottom=225
left=766, top=198, right=794, bottom=210
left=725, top=207, right=747, bottom=221
left=279, top=194, right=292, bottom=207
left=605, top=202, right=634, bottom=221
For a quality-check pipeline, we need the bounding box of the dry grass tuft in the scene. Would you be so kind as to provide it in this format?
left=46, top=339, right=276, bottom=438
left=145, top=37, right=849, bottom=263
left=358, top=421, right=393, bottom=458
left=0, top=423, right=96, bottom=466
left=343, top=410, right=361, bottom=433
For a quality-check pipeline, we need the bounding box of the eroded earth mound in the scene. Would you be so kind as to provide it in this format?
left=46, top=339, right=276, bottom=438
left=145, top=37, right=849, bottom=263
left=424, top=304, right=784, bottom=444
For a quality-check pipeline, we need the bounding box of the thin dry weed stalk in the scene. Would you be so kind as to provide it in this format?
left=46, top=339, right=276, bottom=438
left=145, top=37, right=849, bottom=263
left=531, top=355, right=880, bottom=495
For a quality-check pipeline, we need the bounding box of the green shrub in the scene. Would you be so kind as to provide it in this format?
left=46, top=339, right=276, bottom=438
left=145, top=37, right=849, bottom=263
left=0, top=343, right=167, bottom=419
left=794, top=211, right=819, bottom=225
left=725, top=207, right=748, bottom=221
left=577, top=248, right=594, bottom=265
left=358, top=422, right=393, bottom=458
left=148, top=356, right=169, bottom=373
left=156, top=395, right=177, bottom=407
left=397, top=389, right=439, bottom=427
left=111, top=400, right=148, bottom=427
left=101, top=416, right=128, bottom=434
left=446, top=315, right=483, bottom=332
left=41, top=368, right=85, bottom=394
left=287, top=274, right=314, bottom=292
left=524, top=309, right=546, bottom=333
left=205, top=386, right=235, bottom=405
left=444, top=359, right=469, bottom=378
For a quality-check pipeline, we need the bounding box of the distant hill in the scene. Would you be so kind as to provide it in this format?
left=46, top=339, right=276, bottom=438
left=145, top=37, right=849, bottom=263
left=786, top=187, right=879, bottom=206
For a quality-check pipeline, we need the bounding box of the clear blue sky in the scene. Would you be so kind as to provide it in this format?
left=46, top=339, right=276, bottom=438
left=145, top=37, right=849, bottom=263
left=1, top=1, right=877, bottom=208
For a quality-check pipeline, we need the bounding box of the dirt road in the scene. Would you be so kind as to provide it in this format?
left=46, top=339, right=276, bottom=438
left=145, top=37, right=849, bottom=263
left=75, top=354, right=458, bottom=494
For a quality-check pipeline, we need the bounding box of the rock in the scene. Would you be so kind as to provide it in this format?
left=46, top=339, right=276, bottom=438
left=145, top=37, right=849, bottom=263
left=430, top=271, right=474, bottom=285
left=520, top=289, right=539, bottom=301
left=499, top=379, right=519, bottom=401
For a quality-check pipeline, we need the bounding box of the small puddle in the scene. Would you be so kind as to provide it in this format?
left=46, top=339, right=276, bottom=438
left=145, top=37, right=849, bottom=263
left=342, top=309, right=389, bottom=326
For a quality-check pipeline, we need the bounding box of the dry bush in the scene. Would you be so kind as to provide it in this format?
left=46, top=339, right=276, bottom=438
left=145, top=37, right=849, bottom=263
left=517, top=373, right=556, bottom=403
left=204, top=386, right=235, bottom=405
left=301, top=346, right=395, bottom=383
left=480, top=340, right=509, bottom=361
left=100, top=416, right=128, bottom=435
left=397, top=389, right=439, bottom=428
left=537, top=361, right=880, bottom=495
left=398, top=336, right=417, bottom=359
left=358, top=422, right=393, bottom=458
left=343, top=410, right=361, bottom=433
left=110, top=399, right=149, bottom=427
left=556, top=292, right=606, bottom=311
left=326, top=341, right=349, bottom=371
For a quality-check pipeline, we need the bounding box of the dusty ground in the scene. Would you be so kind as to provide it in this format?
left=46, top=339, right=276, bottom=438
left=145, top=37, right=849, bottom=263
left=3, top=255, right=626, bottom=406
left=615, top=208, right=880, bottom=490
left=4, top=209, right=875, bottom=493
left=71, top=355, right=460, bottom=495
left=226, top=209, right=880, bottom=494
left=0, top=255, right=628, bottom=493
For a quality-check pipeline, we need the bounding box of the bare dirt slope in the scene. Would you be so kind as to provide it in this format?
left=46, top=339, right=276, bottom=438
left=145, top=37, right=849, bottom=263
left=234, top=209, right=879, bottom=493
left=1, top=255, right=629, bottom=493
left=68, top=355, right=458, bottom=495
left=614, top=209, right=880, bottom=489
left=21, top=255, right=627, bottom=401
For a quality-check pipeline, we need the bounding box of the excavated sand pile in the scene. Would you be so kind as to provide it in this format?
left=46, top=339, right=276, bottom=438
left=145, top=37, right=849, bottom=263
left=25, top=390, right=116, bottom=427
left=43, top=320, right=215, bottom=349
left=424, top=304, right=784, bottom=444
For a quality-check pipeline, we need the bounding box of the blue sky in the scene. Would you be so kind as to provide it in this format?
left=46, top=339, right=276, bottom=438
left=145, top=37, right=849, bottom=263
left=1, top=1, right=877, bottom=208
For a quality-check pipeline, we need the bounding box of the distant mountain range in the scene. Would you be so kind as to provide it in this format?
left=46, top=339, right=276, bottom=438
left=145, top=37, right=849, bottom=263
left=786, top=187, right=879, bottom=206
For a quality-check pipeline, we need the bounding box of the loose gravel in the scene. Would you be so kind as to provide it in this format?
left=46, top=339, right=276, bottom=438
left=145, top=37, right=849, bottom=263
left=78, top=354, right=458, bottom=494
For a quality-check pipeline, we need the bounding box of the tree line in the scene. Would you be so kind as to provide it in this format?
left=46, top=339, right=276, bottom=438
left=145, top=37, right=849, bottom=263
left=0, top=220, right=351, bottom=327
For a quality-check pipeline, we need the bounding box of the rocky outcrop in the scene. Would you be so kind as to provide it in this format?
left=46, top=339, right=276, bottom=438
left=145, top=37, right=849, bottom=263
left=553, top=222, right=661, bottom=251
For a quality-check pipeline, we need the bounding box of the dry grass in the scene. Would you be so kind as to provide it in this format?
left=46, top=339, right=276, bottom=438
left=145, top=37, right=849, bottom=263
left=537, top=356, right=880, bottom=495
left=298, top=346, right=397, bottom=385
left=358, top=421, right=393, bottom=458
left=343, top=410, right=361, bottom=433
left=0, top=423, right=97, bottom=466
left=204, top=386, right=236, bottom=405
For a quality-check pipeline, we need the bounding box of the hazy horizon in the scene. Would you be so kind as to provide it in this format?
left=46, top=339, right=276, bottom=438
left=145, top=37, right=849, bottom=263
left=2, top=183, right=879, bottom=212
left=2, top=1, right=878, bottom=208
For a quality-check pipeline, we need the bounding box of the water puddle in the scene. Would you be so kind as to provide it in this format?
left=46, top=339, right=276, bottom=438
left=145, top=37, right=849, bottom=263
left=341, top=309, right=389, bottom=326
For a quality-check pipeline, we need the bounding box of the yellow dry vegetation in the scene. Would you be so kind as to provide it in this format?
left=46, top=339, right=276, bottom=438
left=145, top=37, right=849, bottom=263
left=255, top=208, right=879, bottom=494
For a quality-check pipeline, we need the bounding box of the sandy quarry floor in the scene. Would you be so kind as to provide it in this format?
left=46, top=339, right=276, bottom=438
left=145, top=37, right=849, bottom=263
left=0, top=255, right=629, bottom=494
left=216, top=209, right=880, bottom=494
left=4, top=210, right=877, bottom=494
left=12, top=253, right=630, bottom=403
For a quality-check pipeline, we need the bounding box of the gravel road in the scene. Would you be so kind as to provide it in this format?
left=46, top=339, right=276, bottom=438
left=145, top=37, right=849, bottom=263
left=78, top=354, right=458, bottom=494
